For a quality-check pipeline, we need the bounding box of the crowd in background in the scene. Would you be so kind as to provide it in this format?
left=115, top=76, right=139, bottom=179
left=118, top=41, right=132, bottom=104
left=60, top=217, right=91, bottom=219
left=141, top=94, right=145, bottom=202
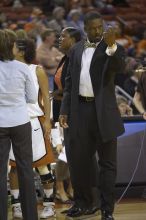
left=0, top=0, right=146, bottom=117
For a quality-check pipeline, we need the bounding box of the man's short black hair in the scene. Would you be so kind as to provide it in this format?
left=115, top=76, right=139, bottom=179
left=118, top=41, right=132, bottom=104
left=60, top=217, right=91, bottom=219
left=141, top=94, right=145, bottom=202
left=84, top=11, right=102, bottom=26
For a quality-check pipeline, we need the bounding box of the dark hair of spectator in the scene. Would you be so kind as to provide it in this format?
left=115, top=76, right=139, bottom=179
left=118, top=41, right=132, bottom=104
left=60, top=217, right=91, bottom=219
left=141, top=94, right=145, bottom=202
left=16, top=38, right=36, bottom=64
left=0, top=29, right=16, bottom=61
left=41, top=28, right=55, bottom=41
left=84, top=11, right=102, bottom=26
left=64, top=27, right=82, bottom=42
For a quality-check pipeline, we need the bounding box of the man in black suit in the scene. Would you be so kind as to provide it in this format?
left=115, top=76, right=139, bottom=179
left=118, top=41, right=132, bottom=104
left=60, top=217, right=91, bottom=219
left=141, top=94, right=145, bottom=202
left=59, top=11, right=125, bottom=220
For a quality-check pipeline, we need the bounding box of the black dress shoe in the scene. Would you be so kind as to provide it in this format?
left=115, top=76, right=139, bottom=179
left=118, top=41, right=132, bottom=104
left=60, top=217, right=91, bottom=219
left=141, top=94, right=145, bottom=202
left=66, top=205, right=86, bottom=217
left=101, top=211, right=114, bottom=220
left=85, top=206, right=99, bottom=215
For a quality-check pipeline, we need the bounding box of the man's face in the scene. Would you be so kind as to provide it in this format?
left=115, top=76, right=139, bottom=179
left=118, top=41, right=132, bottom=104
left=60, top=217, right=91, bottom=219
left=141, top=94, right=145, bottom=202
left=84, top=18, right=103, bottom=43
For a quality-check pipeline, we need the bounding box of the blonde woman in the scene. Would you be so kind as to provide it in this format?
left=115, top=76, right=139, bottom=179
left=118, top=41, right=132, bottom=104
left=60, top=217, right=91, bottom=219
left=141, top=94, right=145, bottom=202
left=0, top=29, right=38, bottom=220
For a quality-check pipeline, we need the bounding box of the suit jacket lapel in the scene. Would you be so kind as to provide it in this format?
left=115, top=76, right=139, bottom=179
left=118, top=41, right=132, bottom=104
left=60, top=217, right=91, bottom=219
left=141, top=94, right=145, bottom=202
left=90, top=40, right=107, bottom=68
left=75, top=40, right=85, bottom=67
left=73, top=40, right=85, bottom=91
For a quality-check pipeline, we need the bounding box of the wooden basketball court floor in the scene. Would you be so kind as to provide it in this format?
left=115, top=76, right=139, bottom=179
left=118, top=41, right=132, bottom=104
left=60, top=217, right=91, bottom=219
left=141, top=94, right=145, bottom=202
left=8, top=198, right=146, bottom=220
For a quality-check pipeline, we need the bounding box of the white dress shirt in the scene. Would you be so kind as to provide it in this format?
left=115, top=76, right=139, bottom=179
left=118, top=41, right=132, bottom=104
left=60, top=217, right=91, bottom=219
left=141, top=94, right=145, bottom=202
left=79, top=41, right=117, bottom=97
left=0, top=60, right=37, bottom=127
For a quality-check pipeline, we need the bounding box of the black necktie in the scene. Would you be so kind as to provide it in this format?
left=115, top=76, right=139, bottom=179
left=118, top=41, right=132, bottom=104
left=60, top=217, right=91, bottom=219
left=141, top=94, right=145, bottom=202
left=84, top=41, right=96, bottom=49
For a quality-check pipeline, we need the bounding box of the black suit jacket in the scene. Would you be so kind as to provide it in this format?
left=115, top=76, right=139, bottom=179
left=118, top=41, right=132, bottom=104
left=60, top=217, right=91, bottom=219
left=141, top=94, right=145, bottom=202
left=53, top=55, right=69, bottom=122
left=54, top=55, right=69, bottom=91
left=60, top=39, right=125, bottom=142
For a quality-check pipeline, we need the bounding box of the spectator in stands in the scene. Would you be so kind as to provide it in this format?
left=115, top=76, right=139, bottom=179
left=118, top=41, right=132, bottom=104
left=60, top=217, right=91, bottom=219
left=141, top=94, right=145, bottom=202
left=116, top=95, right=133, bottom=116
left=114, top=22, right=134, bottom=88
left=115, top=55, right=139, bottom=89
left=66, top=9, right=84, bottom=36
left=36, top=28, right=63, bottom=91
left=48, top=6, right=67, bottom=39
left=8, top=23, right=18, bottom=31
left=28, top=7, right=43, bottom=22
left=123, top=64, right=142, bottom=97
left=0, top=11, right=7, bottom=29
left=114, top=21, right=133, bottom=51
left=94, top=0, right=105, bottom=9
left=12, top=0, right=23, bottom=8
left=137, top=30, right=146, bottom=59
left=101, top=0, right=116, bottom=15
left=26, top=22, right=46, bottom=48
left=133, top=65, right=146, bottom=117
left=24, top=7, right=48, bottom=47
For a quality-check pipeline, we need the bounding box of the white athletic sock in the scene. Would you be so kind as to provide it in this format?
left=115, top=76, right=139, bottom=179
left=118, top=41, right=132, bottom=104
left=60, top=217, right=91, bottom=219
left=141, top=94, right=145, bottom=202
left=11, top=189, right=19, bottom=199
left=38, top=166, right=50, bottom=175
left=44, top=189, right=53, bottom=198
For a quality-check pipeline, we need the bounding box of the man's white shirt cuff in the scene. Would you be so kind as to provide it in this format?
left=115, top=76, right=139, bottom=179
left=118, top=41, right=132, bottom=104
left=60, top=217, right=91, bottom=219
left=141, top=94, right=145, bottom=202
left=106, top=43, right=117, bottom=56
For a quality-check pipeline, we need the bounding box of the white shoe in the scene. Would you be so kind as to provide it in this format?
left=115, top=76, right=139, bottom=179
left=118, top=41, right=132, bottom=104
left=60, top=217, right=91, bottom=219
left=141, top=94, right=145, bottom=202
left=12, top=205, right=23, bottom=219
left=40, top=203, right=55, bottom=219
